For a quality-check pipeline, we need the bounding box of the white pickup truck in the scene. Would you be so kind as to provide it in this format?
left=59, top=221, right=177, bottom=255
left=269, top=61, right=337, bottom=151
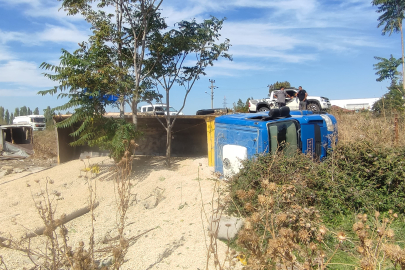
left=249, top=88, right=331, bottom=112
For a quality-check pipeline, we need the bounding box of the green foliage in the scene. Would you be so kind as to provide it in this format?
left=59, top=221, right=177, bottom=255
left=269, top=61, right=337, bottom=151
left=14, top=107, right=19, bottom=117
left=0, top=106, right=5, bottom=124
left=372, top=0, right=405, bottom=36
left=374, top=55, right=402, bottom=82
left=5, top=109, right=9, bottom=124
left=233, top=98, right=249, bottom=113
left=92, top=118, right=141, bottom=161
left=44, top=106, right=55, bottom=127
left=228, top=142, right=405, bottom=221
left=9, top=113, right=14, bottom=125
left=146, top=16, right=231, bottom=164
left=268, top=81, right=293, bottom=94
left=33, top=107, right=39, bottom=115
left=312, top=143, right=405, bottom=219
left=373, top=81, right=405, bottom=113
left=20, top=106, right=28, bottom=116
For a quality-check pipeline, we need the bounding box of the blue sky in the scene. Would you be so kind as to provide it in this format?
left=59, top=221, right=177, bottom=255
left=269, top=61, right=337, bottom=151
left=0, top=0, right=399, bottom=115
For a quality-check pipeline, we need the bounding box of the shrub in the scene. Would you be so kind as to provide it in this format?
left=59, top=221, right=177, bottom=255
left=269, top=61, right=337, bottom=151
left=228, top=143, right=405, bottom=222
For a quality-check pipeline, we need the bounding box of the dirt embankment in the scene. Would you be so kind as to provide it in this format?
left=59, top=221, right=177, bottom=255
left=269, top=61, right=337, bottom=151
left=0, top=156, right=238, bottom=269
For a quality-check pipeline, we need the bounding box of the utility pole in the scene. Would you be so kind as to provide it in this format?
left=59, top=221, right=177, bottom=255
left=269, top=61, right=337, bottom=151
left=223, top=96, right=227, bottom=108
left=208, top=79, right=218, bottom=109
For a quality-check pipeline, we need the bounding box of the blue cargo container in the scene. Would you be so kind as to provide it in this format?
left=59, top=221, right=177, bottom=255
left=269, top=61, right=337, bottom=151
left=214, top=108, right=337, bottom=177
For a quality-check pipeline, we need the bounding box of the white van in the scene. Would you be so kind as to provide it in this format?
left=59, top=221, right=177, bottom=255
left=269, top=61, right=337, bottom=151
left=140, top=104, right=184, bottom=116
left=13, top=115, right=46, bottom=131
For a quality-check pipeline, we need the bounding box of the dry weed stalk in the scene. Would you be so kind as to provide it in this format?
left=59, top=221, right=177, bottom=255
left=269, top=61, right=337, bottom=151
left=352, top=210, right=404, bottom=269
left=0, top=176, right=98, bottom=269
left=109, top=139, right=136, bottom=269
left=235, top=181, right=344, bottom=270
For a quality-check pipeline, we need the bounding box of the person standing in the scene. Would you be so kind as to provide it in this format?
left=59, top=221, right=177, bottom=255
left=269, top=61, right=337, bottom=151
left=275, top=87, right=291, bottom=108
left=297, top=86, right=308, bottom=110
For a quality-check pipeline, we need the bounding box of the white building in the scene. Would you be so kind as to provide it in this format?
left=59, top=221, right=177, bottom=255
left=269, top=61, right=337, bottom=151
left=330, top=98, right=380, bottom=111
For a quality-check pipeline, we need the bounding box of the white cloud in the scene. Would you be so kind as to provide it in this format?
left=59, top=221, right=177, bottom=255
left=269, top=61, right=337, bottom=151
left=212, top=60, right=265, bottom=71
left=38, top=24, right=89, bottom=43
left=0, top=45, right=15, bottom=61
left=0, top=25, right=89, bottom=46
left=0, top=60, right=56, bottom=88
left=0, top=0, right=41, bottom=7
left=0, top=30, right=27, bottom=44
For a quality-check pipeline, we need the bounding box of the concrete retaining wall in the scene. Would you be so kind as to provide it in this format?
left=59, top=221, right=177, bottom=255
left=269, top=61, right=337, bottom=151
left=54, top=115, right=216, bottom=164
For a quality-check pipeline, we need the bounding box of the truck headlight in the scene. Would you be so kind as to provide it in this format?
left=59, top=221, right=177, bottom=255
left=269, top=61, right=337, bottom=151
left=320, top=115, right=335, bottom=132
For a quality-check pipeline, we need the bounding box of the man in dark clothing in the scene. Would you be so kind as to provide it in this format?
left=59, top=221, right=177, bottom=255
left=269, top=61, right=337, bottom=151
left=275, top=87, right=291, bottom=108
left=297, top=86, right=308, bottom=110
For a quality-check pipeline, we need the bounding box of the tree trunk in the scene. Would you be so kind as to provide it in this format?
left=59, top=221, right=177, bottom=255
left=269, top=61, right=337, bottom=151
left=401, top=23, right=405, bottom=95
left=166, top=124, right=172, bottom=167
left=165, top=88, right=171, bottom=167
left=120, top=99, right=125, bottom=119
left=131, top=99, right=138, bottom=128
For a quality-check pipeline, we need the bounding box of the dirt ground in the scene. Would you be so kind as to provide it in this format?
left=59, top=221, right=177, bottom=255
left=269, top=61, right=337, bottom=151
left=0, top=155, right=239, bottom=269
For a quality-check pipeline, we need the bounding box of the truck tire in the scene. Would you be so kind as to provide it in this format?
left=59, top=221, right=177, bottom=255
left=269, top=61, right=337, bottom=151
left=307, top=102, right=320, bottom=112
left=258, top=106, right=270, bottom=112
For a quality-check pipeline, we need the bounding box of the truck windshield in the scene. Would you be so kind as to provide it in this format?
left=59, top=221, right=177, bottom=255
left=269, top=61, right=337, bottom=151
left=267, top=120, right=299, bottom=156
left=31, top=118, right=46, bottom=123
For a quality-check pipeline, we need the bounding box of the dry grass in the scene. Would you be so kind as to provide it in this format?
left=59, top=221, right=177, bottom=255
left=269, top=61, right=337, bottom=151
left=332, top=109, right=405, bottom=147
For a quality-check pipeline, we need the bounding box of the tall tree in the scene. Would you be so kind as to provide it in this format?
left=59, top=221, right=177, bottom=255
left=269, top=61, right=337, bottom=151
left=373, top=81, right=405, bottom=112
left=5, top=110, right=9, bottom=124
left=373, top=0, right=405, bottom=91
left=268, top=81, right=292, bottom=95
left=233, top=98, right=249, bottom=112
left=0, top=106, right=4, bottom=124
left=374, top=55, right=402, bottom=82
left=33, top=107, right=40, bottom=115
left=14, top=108, right=19, bottom=117
left=147, top=17, right=231, bottom=166
left=20, top=106, right=28, bottom=116
left=28, top=107, right=32, bottom=115
left=59, top=0, right=165, bottom=126
left=9, top=113, right=14, bottom=125
left=43, top=106, right=55, bottom=126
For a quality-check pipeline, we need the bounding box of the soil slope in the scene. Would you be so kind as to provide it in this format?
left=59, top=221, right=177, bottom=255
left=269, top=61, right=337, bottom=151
left=0, top=156, right=237, bottom=269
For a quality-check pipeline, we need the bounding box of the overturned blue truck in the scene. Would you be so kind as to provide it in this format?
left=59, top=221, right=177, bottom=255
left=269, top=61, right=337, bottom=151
left=214, top=107, right=338, bottom=178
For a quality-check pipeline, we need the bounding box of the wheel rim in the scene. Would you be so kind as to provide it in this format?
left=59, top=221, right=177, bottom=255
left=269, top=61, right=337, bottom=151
left=259, top=107, right=269, bottom=111
left=307, top=104, right=319, bottom=111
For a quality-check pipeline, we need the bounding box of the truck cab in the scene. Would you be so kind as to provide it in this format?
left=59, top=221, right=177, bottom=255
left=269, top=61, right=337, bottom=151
left=215, top=108, right=337, bottom=178
left=12, top=115, right=46, bottom=131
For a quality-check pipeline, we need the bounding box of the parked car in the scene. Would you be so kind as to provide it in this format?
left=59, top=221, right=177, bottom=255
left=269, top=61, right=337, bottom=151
left=249, top=88, right=331, bottom=113
left=140, top=104, right=184, bottom=116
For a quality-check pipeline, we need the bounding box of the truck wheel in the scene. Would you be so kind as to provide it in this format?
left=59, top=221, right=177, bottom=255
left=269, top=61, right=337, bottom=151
left=258, top=107, right=270, bottom=112
left=307, top=102, right=320, bottom=112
